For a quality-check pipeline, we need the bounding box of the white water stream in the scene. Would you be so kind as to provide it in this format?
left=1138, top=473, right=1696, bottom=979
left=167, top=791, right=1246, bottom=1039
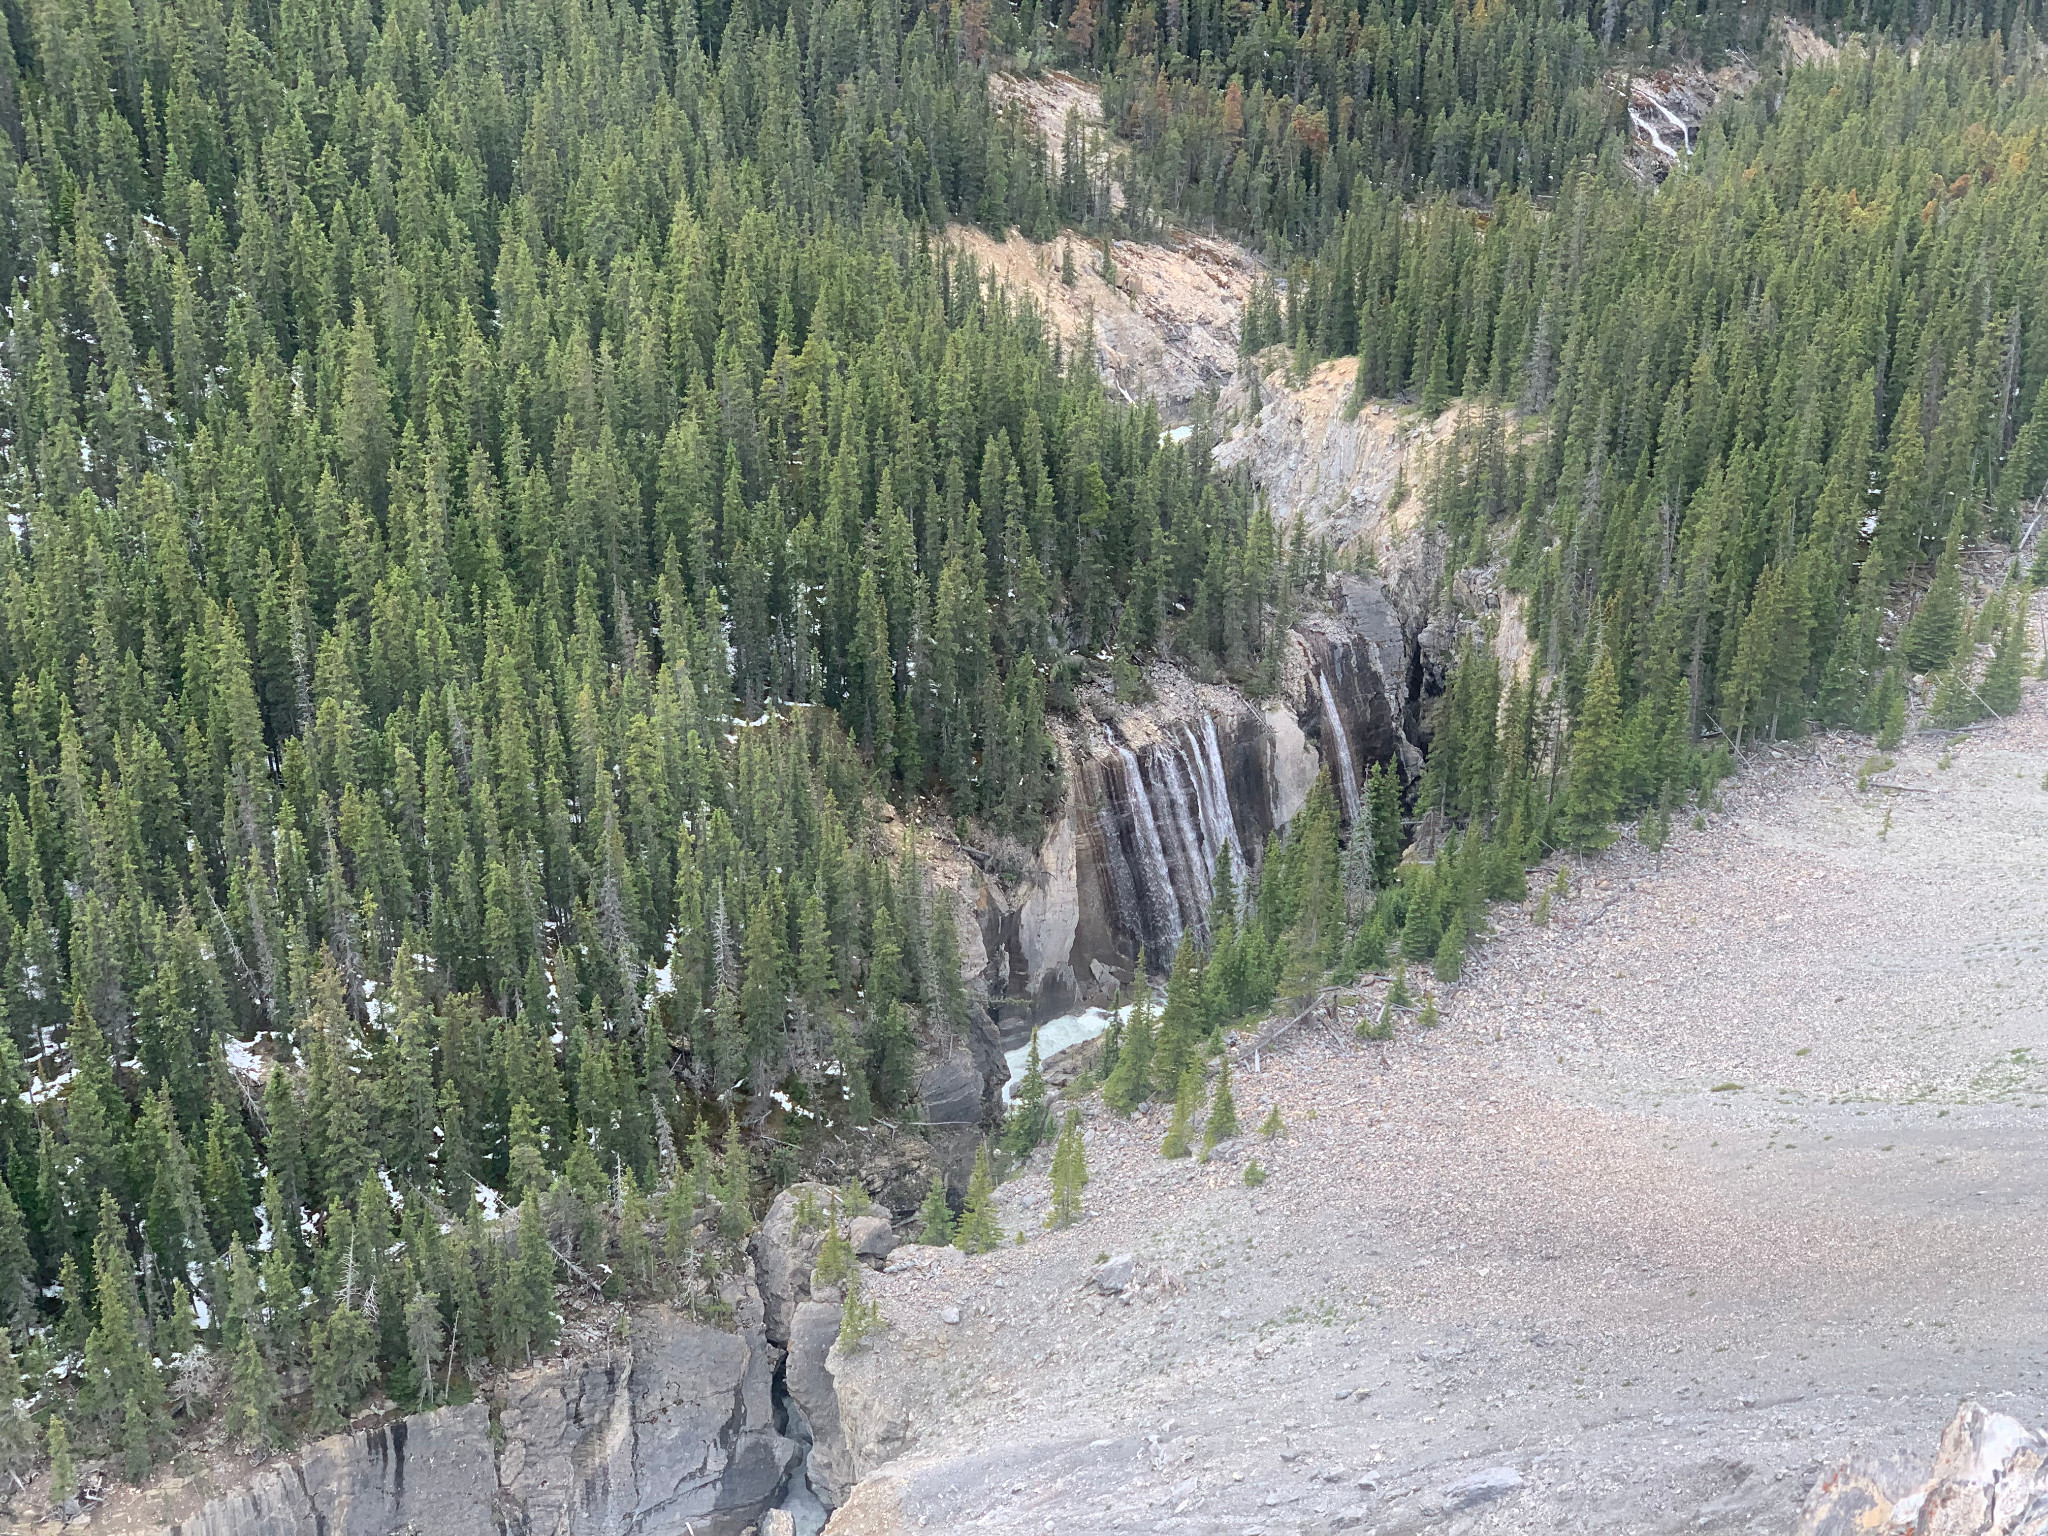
left=1002, top=999, right=1147, bottom=1101
left=1317, top=670, right=1364, bottom=825
left=1116, top=745, right=1184, bottom=954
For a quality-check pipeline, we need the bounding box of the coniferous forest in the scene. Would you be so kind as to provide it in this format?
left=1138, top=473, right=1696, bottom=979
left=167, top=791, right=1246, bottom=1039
left=0, top=0, right=2044, bottom=1489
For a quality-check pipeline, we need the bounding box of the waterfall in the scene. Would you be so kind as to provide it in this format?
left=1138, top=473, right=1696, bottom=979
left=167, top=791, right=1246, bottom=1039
left=1094, top=746, right=1149, bottom=962
left=1151, top=741, right=1213, bottom=931
left=1194, top=717, right=1244, bottom=874
left=1115, top=746, right=1183, bottom=958
left=1317, top=669, right=1363, bottom=825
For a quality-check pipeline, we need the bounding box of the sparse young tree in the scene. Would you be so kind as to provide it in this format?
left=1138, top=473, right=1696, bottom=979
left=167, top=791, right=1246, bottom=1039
left=1204, top=1058, right=1239, bottom=1151
left=1160, top=1068, right=1202, bottom=1160
left=917, top=1177, right=955, bottom=1247
left=1046, top=1114, right=1088, bottom=1229
left=955, top=1147, right=1001, bottom=1256
left=1004, top=1030, right=1051, bottom=1156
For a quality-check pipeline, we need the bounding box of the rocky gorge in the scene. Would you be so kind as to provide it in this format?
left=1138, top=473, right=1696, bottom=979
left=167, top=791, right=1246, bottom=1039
left=951, top=569, right=1428, bottom=1034
left=135, top=1182, right=907, bottom=1536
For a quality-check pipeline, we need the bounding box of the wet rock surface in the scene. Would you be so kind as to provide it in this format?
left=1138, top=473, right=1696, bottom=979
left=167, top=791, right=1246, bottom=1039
left=967, top=572, right=1422, bottom=1027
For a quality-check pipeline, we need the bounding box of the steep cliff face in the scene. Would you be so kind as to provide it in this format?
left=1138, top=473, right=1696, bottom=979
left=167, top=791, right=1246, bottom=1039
left=965, top=573, right=1420, bottom=1026
left=162, top=1300, right=796, bottom=1536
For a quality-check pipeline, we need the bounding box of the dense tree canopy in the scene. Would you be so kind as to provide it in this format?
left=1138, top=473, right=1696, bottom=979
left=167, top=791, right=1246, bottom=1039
left=0, top=0, right=1315, bottom=1475
left=0, top=0, right=2042, bottom=1487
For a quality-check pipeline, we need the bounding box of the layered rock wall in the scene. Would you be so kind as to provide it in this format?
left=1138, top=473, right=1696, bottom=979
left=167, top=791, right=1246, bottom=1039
left=165, top=1302, right=796, bottom=1536
left=967, top=573, right=1421, bottom=1025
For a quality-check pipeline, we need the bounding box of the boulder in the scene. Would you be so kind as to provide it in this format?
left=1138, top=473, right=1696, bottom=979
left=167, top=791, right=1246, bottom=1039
left=1798, top=1400, right=2048, bottom=1536
left=1442, top=1466, right=1523, bottom=1509
left=1089, top=1254, right=1136, bottom=1294
left=849, top=1214, right=897, bottom=1263
left=752, top=1182, right=834, bottom=1346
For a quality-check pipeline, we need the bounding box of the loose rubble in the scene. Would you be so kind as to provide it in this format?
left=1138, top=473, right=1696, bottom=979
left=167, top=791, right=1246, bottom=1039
left=822, top=683, right=2048, bottom=1535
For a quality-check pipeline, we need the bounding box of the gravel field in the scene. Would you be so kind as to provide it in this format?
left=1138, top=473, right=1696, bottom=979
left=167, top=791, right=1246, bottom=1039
left=827, top=677, right=2048, bottom=1535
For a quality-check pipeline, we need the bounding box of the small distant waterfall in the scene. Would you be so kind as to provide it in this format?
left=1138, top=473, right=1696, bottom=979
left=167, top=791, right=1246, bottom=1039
left=1151, top=743, right=1213, bottom=919
left=1317, top=668, right=1363, bottom=825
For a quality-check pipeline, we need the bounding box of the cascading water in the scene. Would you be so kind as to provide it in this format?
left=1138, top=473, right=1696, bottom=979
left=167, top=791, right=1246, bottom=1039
left=1150, top=743, right=1214, bottom=926
left=1115, top=745, right=1184, bottom=958
left=1195, top=717, right=1244, bottom=872
left=1317, top=667, right=1364, bottom=826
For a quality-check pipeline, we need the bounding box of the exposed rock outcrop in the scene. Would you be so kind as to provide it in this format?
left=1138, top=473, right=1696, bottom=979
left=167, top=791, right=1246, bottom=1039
left=165, top=1301, right=796, bottom=1536
left=1798, top=1401, right=2048, bottom=1536
left=1212, top=360, right=1448, bottom=554
left=166, top=1408, right=499, bottom=1536
left=945, top=223, right=1262, bottom=422
left=784, top=1300, right=857, bottom=1507
left=749, top=1184, right=907, bottom=1516
left=961, top=572, right=1420, bottom=1026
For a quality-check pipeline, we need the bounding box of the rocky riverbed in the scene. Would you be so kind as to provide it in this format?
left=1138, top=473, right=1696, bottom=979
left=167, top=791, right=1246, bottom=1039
left=822, top=688, right=2048, bottom=1534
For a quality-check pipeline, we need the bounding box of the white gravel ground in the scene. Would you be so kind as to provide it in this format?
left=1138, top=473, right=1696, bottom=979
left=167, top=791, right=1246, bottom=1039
left=827, top=676, right=2048, bottom=1536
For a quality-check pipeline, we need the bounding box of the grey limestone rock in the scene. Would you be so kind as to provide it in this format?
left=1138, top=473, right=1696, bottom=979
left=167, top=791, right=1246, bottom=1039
left=1089, top=1254, right=1136, bottom=1294
left=786, top=1298, right=859, bottom=1509
left=1442, top=1465, right=1524, bottom=1509
left=849, top=1215, right=897, bottom=1263
left=169, top=1408, right=497, bottom=1536
left=167, top=1305, right=795, bottom=1536
left=752, top=1182, right=834, bottom=1346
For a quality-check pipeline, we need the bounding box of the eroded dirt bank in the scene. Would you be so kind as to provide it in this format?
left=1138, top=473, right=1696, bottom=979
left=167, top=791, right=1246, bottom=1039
left=826, top=687, right=2048, bottom=1535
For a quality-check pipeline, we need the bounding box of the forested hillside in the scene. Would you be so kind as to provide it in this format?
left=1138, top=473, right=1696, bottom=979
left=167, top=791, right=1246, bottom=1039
left=0, top=0, right=2044, bottom=1498
left=1287, top=34, right=2047, bottom=840
left=0, top=0, right=1309, bottom=1481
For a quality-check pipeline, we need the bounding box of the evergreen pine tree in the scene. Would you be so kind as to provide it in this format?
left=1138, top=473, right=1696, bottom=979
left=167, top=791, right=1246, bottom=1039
left=1149, top=943, right=1207, bottom=1090
left=47, top=1416, right=74, bottom=1507
left=223, top=1329, right=283, bottom=1448
left=1562, top=647, right=1625, bottom=849
left=1045, top=1113, right=1087, bottom=1229
left=837, top=1262, right=884, bottom=1351
left=1203, top=1057, right=1239, bottom=1151
left=1160, top=1068, right=1202, bottom=1159
left=1368, top=762, right=1405, bottom=886
left=1101, top=985, right=1155, bottom=1113
left=405, top=1287, right=446, bottom=1408
left=955, top=1146, right=1000, bottom=1255
left=1260, top=1103, right=1285, bottom=1139
left=1980, top=604, right=2028, bottom=716
left=1433, top=916, right=1466, bottom=983
left=310, top=1303, right=379, bottom=1432
left=813, top=1202, right=855, bottom=1288
left=1872, top=666, right=1909, bottom=749
left=1900, top=541, right=1966, bottom=673
left=514, top=1197, right=558, bottom=1362
left=916, top=1176, right=955, bottom=1246
left=1003, top=1029, right=1050, bottom=1155
left=718, top=1120, right=751, bottom=1241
